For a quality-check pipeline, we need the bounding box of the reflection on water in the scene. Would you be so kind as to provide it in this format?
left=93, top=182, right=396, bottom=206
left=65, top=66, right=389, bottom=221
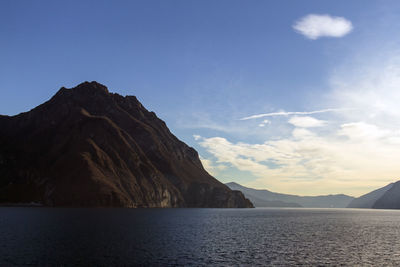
left=1, top=207, right=400, bottom=266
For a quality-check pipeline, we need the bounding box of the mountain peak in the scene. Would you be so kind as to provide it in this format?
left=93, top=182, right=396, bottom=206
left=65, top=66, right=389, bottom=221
left=52, top=81, right=111, bottom=106
left=74, top=81, right=109, bottom=94
left=0, top=82, right=253, bottom=208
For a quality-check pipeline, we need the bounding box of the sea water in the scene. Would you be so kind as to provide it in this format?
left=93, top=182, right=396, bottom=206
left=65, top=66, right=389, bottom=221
left=1, top=207, right=400, bottom=266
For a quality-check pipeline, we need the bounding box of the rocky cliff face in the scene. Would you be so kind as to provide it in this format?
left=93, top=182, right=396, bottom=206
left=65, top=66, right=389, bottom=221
left=0, top=81, right=253, bottom=208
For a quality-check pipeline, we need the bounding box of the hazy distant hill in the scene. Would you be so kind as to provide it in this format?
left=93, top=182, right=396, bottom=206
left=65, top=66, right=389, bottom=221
left=373, top=181, right=400, bottom=209
left=347, top=182, right=394, bottom=208
left=238, top=193, right=302, bottom=208
left=0, top=81, right=253, bottom=208
left=226, top=182, right=354, bottom=208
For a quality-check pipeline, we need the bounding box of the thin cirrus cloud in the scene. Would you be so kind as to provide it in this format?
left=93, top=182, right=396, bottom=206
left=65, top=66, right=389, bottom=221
left=240, top=108, right=349, bottom=120
left=293, top=14, right=353, bottom=40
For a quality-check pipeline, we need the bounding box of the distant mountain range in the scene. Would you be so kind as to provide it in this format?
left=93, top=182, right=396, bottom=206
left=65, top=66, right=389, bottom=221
left=226, top=182, right=354, bottom=208
left=0, top=81, right=253, bottom=208
left=228, top=181, right=400, bottom=210
left=348, top=181, right=400, bottom=209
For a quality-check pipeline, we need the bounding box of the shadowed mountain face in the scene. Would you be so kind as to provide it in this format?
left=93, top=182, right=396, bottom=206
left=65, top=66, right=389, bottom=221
left=226, top=182, right=354, bottom=208
left=0, top=81, right=253, bottom=208
left=347, top=183, right=394, bottom=208
left=372, top=181, right=400, bottom=209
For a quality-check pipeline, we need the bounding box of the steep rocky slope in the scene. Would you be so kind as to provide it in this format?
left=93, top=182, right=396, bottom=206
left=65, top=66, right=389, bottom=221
left=0, top=81, right=253, bottom=208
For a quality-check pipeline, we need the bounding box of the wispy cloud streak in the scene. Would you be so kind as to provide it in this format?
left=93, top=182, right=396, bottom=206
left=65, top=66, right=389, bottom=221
left=240, top=108, right=351, bottom=120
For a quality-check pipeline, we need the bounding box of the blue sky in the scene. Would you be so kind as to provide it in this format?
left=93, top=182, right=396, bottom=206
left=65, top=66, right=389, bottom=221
left=2, top=0, right=400, bottom=196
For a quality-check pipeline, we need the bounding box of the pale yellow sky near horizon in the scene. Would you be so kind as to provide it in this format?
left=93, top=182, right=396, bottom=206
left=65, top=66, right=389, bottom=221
left=197, top=51, right=400, bottom=198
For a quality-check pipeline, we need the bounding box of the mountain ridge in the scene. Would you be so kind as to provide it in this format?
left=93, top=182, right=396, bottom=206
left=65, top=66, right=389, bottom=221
left=347, top=182, right=394, bottom=208
left=372, top=181, right=400, bottom=209
left=0, top=81, right=253, bottom=208
left=226, top=182, right=354, bottom=208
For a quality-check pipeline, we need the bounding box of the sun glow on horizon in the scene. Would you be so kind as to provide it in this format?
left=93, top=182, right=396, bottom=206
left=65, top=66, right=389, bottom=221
left=196, top=49, right=400, bottom=197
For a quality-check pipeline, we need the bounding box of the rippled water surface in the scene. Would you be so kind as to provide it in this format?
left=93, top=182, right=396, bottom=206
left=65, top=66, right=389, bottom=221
left=1, top=207, right=400, bottom=266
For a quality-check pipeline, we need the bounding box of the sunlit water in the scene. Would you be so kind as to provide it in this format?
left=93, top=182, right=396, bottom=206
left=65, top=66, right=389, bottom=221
left=1, top=207, right=400, bottom=266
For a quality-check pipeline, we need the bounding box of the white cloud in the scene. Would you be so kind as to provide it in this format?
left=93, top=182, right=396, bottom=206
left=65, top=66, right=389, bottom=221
left=292, top=128, right=316, bottom=139
left=258, top=119, right=271, bottom=127
left=198, top=51, right=400, bottom=195
left=240, top=108, right=349, bottom=120
left=338, top=122, right=390, bottom=141
left=288, top=116, right=327, bottom=128
left=193, top=134, right=201, bottom=141
left=197, top=123, right=400, bottom=196
left=293, top=14, right=353, bottom=40
left=196, top=52, right=400, bottom=196
left=199, top=156, right=227, bottom=176
left=192, top=22, right=400, bottom=197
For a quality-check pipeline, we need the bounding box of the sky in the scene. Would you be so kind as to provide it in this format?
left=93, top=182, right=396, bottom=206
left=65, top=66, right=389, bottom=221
left=2, top=0, right=400, bottom=196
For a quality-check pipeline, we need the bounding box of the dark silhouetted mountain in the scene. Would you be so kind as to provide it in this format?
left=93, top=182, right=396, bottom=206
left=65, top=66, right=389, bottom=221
left=0, top=81, right=253, bottom=208
left=226, top=182, right=354, bottom=208
left=373, top=181, right=400, bottom=209
left=347, top=182, right=394, bottom=208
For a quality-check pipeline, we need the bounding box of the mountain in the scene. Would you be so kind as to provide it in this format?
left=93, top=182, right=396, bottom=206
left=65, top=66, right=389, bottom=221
left=373, top=181, right=400, bottom=209
left=0, top=81, right=253, bottom=208
left=239, top=194, right=302, bottom=208
left=347, top=182, right=394, bottom=208
left=226, top=182, right=354, bottom=208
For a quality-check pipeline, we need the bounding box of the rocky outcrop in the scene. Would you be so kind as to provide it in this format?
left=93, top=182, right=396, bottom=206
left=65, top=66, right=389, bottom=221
left=0, top=81, right=253, bottom=208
